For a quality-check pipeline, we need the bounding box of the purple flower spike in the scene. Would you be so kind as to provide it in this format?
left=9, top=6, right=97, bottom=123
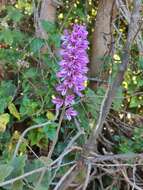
left=65, top=108, right=78, bottom=121
left=53, top=24, right=89, bottom=120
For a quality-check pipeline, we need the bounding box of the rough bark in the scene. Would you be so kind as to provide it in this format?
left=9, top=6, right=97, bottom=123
left=90, top=0, right=116, bottom=79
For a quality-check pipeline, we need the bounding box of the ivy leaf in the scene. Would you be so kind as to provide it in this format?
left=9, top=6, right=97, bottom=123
left=8, top=103, right=20, bottom=120
left=0, top=113, right=10, bottom=132
left=0, top=164, right=13, bottom=182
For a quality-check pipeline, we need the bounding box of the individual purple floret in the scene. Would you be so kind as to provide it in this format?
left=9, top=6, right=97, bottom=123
left=53, top=24, right=89, bottom=120
left=52, top=97, right=63, bottom=110
left=65, top=108, right=78, bottom=121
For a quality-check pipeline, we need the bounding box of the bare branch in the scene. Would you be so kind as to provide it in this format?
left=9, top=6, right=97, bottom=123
left=89, top=153, right=143, bottom=163
left=54, top=164, right=77, bottom=190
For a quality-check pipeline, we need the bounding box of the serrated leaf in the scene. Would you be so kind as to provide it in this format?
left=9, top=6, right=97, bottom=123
left=0, top=164, right=13, bottom=182
left=8, top=103, right=20, bottom=120
left=0, top=113, right=10, bottom=132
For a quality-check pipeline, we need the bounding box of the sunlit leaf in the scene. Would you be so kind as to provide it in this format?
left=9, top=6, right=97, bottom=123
left=46, top=111, right=55, bottom=121
left=8, top=103, right=20, bottom=120
left=0, top=113, right=10, bottom=132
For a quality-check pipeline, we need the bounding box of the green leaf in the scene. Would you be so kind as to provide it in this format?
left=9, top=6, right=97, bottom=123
left=0, top=99, right=7, bottom=114
left=0, top=81, right=16, bottom=97
left=7, top=6, right=23, bottom=22
left=24, top=68, right=38, bottom=79
left=0, top=113, right=10, bottom=133
left=41, top=20, right=56, bottom=33
left=49, top=33, right=61, bottom=48
left=46, top=111, right=55, bottom=121
left=28, top=130, right=45, bottom=146
left=20, top=96, right=39, bottom=116
left=43, top=123, right=57, bottom=141
left=8, top=103, right=20, bottom=120
left=30, top=38, right=44, bottom=53
left=25, top=159, right=51, bottom=189
left=0, top=164, right=13, bottom=182
left=9, top=156, right=27, bottom=190
left=1, top=28, right=13, bottom=45
left=129, top=97, right=138, bottom=108
left=12, top=30, right=25, bottom=44
left=0, top=81, right=16, bottom=113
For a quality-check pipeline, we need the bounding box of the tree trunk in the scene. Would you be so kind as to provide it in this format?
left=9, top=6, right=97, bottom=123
left=90, top=0, right=116, bottom=80
left=36, top=0, right=57, bottom=38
